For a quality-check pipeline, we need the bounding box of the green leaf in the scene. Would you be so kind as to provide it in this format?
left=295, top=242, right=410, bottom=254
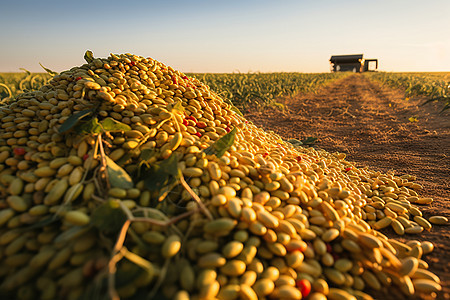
left=204, top=127, right=237, bottom=158
left=19, top=68, right=31, bottom=76
left=139, top=148, right=158, bottom=167
left=137, top=148, right=158, bottom=178
left=90, top=199, right=127, bottom=233
left=39, top=63, right=59, bottom=76
left=286, top=139, right=303, bottom=146
left=143, top=154, right=181, bottom=192
left=140, top=148, right=158, bottom=162
left=84, top=50, right=94, bottom=63
left=54, top=225, right=92, bottom=244
left=106, top=156, right=134, bottom=189
left=21, top=216, right=60, bottom=232
left=58, top=109, right=94, bottom=133
left=75, top=117, right=103, bottom=134
left=171, top=101, right=185, bottom=114
left=100, top=117, right=131, bottom=132
left=225, top=99, right=243, bottom=116
left=162, top=154, right=182, bottom=180
left=301, top=136, right=318, bottom=145
left=0, top=83, right=13, bottom=99
left=230, top=105, right=243, bottom=116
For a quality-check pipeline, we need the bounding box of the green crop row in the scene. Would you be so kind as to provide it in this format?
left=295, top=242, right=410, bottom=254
left=189, top=72, right=350, bottom=111
left=364, top=72, right=450, bottom=111
left=0, top=72, right=52, bottom=103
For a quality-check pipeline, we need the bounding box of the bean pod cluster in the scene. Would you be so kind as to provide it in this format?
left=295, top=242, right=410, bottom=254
left=0, top=53, right=447, bottom=300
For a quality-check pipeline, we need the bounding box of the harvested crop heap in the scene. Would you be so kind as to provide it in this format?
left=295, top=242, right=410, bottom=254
left=0, top=52, right=446, bottom=300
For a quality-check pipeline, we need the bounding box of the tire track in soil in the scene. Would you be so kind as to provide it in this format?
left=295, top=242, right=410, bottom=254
left=245, top=74, right=450, bottom=300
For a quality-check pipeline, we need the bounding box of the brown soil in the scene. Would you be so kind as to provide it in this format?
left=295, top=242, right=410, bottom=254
left=245, top=74, right=450, bottom=300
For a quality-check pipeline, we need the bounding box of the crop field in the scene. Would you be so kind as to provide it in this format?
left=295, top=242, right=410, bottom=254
left=0, top=53, right=449, bottom=300
left=188, top=72, right=350, bottom=110
left=363, top=72, right=450, bottom=97
left=363, top=72, right=450, bottom=111
left=2, top=71, right=449, bottom=111
left=0, top=72, right=52, bottom=103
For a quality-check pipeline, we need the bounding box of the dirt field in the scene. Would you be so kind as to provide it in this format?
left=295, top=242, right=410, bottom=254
left=245, top=74, right=450, bottom=300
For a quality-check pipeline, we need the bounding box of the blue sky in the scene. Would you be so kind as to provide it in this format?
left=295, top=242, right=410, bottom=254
left=0, top=0, right=449, bottom=73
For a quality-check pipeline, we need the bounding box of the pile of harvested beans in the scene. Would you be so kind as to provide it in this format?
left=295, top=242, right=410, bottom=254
left=0, top=52, right=447, bottom=300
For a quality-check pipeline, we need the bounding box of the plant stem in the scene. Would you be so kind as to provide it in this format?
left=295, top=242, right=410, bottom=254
left=179, top=175, right=213, bottom=220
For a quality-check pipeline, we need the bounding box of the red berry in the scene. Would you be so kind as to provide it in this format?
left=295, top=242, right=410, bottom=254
left=344, top=167, right=352, bottom=172
left=225, top=127, right=231, bottom=133
left=83, top=154, right=89, bottom=161
left=195, top=132, right=202, bottom=137
left=75, top=77, right=82, bottom=81
left=171, top=75, right=177, bottom=85
left=182, top=119, right=189, bottom=126
left=295, top=279, right=311, bottom=298
left=13, top=147, right=26, bottom=156
left=296, top=155, right=302, bottom=162
left=187, top=116, right=197, bottom=122
left=263, top=152, right=269, bottom=157
left=129, top=61, right=136, bottom=66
